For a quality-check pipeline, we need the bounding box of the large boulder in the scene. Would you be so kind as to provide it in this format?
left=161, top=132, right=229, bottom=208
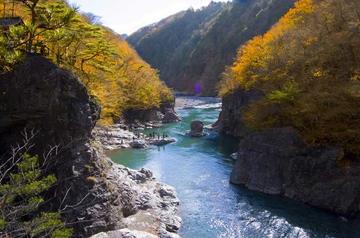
left=231, top=127, right=360, bottom=217
left=130, top=139, right=148, bottom=149
left=187, top=121, right=206, bottom=137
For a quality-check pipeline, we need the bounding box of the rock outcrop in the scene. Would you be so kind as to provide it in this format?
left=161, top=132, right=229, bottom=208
left=187, top=121, right=206, bottom=137
left=214, top=88, right=263, bottom=138
left=0, top=54, right=99, bottom=156
left=0, top=55, right=181, bottom=237
left=231, top=127, right=360, bottom=217
left=161, top=102, right=181, bottom=124
left=94, top=162, right=182, bottom=238
left=93, top=125, right=176, bottom=151
left=123, top=101, right=180, bottom=126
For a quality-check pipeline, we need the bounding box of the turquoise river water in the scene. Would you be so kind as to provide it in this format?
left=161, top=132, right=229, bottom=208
left=109, top=97, right=360, bottom=238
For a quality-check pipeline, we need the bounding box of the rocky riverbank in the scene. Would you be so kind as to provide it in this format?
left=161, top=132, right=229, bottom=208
left=0, top=55, right=182, bottom=237
left=88, top=145, right=182, bottom=238
left=93, top=124, right=177, bottom=150
left=217, top=89, right=360, bottom=218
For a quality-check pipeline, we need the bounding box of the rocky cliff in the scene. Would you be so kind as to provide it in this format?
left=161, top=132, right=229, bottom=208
left=0, top=55, right=181, bottom=237
left=123, top=101, right=180, bottom=126
left=219, top=89, right=360, bottom=217
left=213, top=88, right=263, bottom=137
left=231, top=127, right=360, bottom=217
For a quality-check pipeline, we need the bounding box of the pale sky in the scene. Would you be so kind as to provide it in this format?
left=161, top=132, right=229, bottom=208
left=67, top=0, right=229, bottom=35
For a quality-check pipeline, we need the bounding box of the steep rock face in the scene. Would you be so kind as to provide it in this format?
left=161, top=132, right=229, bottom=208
left=128, top=0, right=295, bottom=95
left=0, top=54, right=105, bottom=236
left=0, top=54, right=99, bottom=155
left=231, top=127, right=360, bottom=217
left=123, top=101, right=180, bottom=125
left=214, top=88, right=263, bottom=137
left=0, top=55, right=181, bottom=237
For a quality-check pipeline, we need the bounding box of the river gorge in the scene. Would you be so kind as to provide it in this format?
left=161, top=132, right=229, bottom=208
left=109, top=97, right=360, bottom=238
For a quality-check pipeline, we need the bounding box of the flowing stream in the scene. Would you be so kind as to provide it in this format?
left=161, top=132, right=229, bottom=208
left=109, top=97, right=359, bottom=238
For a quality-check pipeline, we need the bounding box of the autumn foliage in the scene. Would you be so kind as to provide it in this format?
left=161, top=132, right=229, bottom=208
left=219, top=0, right=360, bottom=155
left=0, top=0, right=173, bottom=124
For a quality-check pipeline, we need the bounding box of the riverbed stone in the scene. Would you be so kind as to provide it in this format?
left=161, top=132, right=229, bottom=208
left=91, top=229, right=158, bottom=238
left=130, top=140, right=148, bottom=149
left=149, top=138, right=177, bottom=146
left=187, top=121, right=206, bottom=137
left=230, top=153, right=238, bottom=160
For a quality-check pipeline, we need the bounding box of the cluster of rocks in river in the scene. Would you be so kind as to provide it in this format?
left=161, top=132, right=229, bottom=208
left=0, top=55, right=182, bottom=237
left=92, top=99, right=181, bottom=151
left=215, top=88, right=360, bottom=218
left=93, top=125, right=176, bottom=150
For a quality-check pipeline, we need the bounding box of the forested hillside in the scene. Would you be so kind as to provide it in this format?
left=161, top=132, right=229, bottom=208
left=128, top=0, right=295, bottom=95
left=0, top=0, right=172, bottom=124
left=219, top=0, right=360, bottom=156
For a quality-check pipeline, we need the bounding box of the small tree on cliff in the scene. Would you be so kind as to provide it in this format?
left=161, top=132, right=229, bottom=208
left=0, top=130, right=72, bottom=238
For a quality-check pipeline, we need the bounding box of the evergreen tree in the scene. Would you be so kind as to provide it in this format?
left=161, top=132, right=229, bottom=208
left=0, top=153, right=72, bottom=238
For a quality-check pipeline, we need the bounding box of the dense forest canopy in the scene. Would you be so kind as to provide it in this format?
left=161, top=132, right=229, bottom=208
left=0, top=0, right=173, bottom=124
left=128, top=0, right=295, bottom=95
left=219, top=0, right=360, bottom=156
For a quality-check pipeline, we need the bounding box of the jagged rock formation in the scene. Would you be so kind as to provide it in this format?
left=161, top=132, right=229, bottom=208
left=123, top=101, right=180, bottom=125
left=231, top=127, right=360, bottom=217
left=0, top=55, right=181, bottom=237
left=213, top=88, right=263, bottom=137
left=128, top=0, right=295, bottom=95
left=218, top=88, right=360, bottom=217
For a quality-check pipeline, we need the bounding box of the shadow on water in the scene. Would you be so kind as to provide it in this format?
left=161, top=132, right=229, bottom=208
left=109, top=96, right=360, bottom=238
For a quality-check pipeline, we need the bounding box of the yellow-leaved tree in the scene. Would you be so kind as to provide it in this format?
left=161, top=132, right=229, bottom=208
left=219, top=0, right=360, bottom=156
left=0, top=0, right=173, bottom=124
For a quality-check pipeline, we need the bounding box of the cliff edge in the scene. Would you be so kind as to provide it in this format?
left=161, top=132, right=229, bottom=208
left=0, top=55, right=181, bottom=237
left=218, top=89, right=360, bottom=218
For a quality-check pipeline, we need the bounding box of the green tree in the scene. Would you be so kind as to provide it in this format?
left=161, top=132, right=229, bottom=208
left=0, top=153, right=72, bottom=238
left=220, top=0, right=360, bottom=156
left=15, top=0, right=76, bottom=52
